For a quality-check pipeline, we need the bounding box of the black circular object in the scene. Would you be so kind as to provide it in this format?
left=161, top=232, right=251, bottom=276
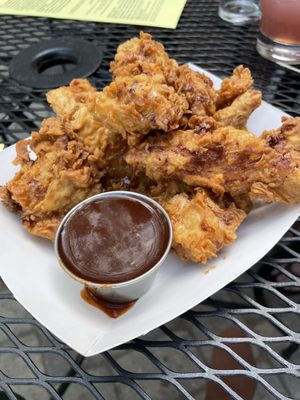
left=9, top=38, right=103, bottom=89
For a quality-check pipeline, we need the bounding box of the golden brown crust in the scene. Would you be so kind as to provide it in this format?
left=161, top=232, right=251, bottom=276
left=1, top=118, right=103, bottom=240
left=213, top=89, right=262, bottom=129
left=216, top=65, right=254, bottom=109
left=161, top=190, right=246, bottom=263
left=93, top=74, right=189, bottom=145
left=172, top=65, right=217, bottom=116
left=110, top=31, right=178, bottom=84
left=126, top=123, right=300, bottom=204
left=47, top=79, right=124, bottom=170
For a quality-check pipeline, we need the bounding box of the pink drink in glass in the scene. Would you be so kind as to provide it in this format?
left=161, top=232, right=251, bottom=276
left=260, top=0, right=300, bottom=45
left=257, top=0, right=300, bottom=64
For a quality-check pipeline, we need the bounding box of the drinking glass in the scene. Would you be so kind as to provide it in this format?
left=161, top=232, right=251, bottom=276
left=218, top=0, right=260, bottom=25
left=256, top=0, right=300, bottom=64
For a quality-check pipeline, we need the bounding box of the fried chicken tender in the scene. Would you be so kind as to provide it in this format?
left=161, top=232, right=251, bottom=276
left=125, top=121, right=300, bottom=204
left=161, top=190, right=246, bottom=263
left=249, top=116, right=300, bottom=203
left=47, top=79, right=126, bottom=170
left=216, top=65, right=254, bottom=109
left=47, top=79, right=140, bottom=192
left=110, top=32, right=217, bottom=118
left=262, top=116, right=300, bottom=156
left=93, top=74, right=189, bottom=145
left=0, top=118, right=102, bottom=240
left=213, top=89, right=262, bottom=129
left=110, top=31, right=178, bottom=84
left=172, top=65, right=217, bottom=116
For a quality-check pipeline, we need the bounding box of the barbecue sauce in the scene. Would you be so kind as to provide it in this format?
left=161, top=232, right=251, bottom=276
left=80, top=287, right=136, bottom=318
left=57, top=196, right=169, bottom=284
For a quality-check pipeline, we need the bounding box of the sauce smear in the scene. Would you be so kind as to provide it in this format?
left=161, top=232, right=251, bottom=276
left=58, top=195, right=169, bottom=284
left=81, top=287, right=136, bottom=318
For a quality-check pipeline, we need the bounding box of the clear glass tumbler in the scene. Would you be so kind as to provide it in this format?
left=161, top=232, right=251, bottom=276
left=256, top=0, right=300, bottom=64
left=218, top=0, right=260, bottom=25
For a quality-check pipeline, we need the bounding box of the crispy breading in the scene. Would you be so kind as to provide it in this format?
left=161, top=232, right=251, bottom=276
left=93, top=74, right=189, bottom=145
left=250, top=116, right=300, bottom=203
left=47, top=79, right=140, bottom=192
left=125, top=123, right=300, bottom=204
left=262, top=116, right=300, bottom=156
left=161, top=190, right=246, bottom=263
left=47, top=79, right=126, bottom=169
left=214, top=89, right=262, bottom=129
left=172, top=64, right=217, bottom=116
left=187, top=115, right=220, bottom=132
left=0, top=118, right=103, bottom=240
left=110, top=31, right=178, bottom=84
left=110, top=33, right=217, bottom=118
left=216, top=65, right=254, bottom=109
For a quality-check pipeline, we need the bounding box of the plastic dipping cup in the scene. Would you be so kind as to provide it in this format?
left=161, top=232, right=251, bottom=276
left=218, top=0, right=260, bottom=25
left=257, top=0, right=300, bottom=64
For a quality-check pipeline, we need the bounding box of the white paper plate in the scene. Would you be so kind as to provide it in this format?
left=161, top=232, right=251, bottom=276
left=0, top=65, right=299, bottom=356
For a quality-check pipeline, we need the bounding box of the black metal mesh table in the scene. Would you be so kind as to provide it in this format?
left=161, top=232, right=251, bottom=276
left=0, top=1, right=299, bottom=399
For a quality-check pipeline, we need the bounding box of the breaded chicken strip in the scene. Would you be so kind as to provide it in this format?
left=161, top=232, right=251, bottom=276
left=93, top=74, right=189, bottom=145
left=262, top=116, right=300, bottom=156
left=172, top=65, right=217, bottom=116
left=47, top=79, right=125, bottom=170
left=111, top=34, right=260, bottom=125
left=110, top=33, right=217, bottom=118
left=126, top=121, right=300, bottom=204
left=0, top=118, right=102, bottom=240
left=214, top=89, right=262, bottom=129
left=250, top=116, right=300, bottom=203
left=216, top=65, right=254, bottom=109
left=161, top=190, right=246, bottom=263
left=110, top=31, right=178, bottom=83
left=47, top=79, right=142, bottom=192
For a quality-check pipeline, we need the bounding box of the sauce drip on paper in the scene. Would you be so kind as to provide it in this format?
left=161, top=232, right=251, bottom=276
left=81, top=287, right=136, bottom=318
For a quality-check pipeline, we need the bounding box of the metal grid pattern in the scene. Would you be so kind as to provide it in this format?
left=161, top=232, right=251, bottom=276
left=0, top=0, right=299, bottom=398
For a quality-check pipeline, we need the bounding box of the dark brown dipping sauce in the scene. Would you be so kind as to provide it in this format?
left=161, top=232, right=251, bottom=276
left=81, top=287, right=136, bottom=318
left=58, top=195, right=169, bottom=284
